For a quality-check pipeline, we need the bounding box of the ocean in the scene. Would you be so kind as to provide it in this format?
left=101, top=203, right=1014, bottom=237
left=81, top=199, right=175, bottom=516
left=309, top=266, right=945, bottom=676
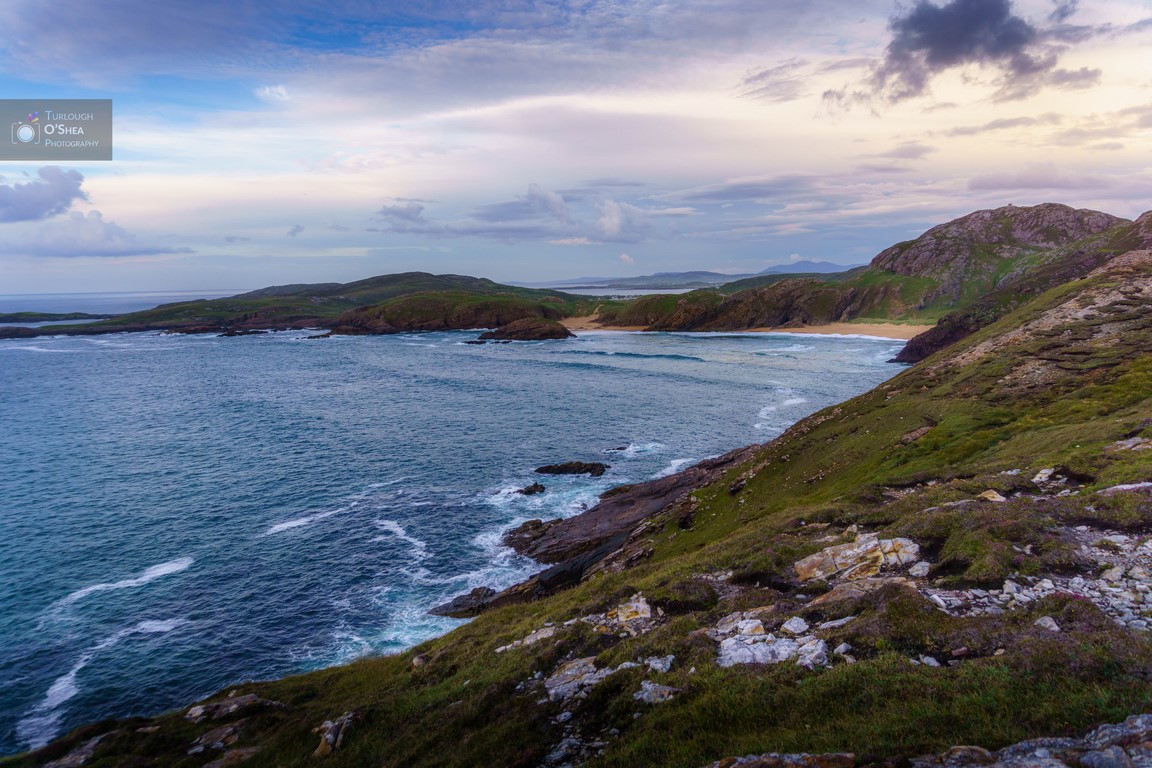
left=0, top=327, right=906, bottom=755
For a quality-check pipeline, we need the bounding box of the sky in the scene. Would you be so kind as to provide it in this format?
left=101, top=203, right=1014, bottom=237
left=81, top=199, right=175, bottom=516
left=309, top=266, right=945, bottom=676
left=0, top=0, right=1150, bottom=294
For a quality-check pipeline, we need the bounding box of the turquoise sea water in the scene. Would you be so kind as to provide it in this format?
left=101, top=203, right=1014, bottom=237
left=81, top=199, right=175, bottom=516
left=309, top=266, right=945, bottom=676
left=0, top=328, right=906, bottom=755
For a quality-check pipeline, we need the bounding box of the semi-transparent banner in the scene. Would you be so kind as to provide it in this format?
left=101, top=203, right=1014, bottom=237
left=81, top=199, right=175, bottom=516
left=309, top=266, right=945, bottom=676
left=1, top=99, right=113, bottom=161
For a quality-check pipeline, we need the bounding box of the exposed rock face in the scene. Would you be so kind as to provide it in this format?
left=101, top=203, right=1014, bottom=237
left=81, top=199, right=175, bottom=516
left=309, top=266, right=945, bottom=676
left=185, top=694, right=283, bottom=724
left=477, top=317, right=574, bottom=340
left=793, top=534, right=920, bottom=581
left=872, top=203, right=1125, bottom=285
left=428, top=586, right=496, bottom=618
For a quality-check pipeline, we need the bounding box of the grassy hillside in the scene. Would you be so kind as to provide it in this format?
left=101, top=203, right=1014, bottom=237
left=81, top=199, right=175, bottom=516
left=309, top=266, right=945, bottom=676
left=591, top=205, right=1151, bottom=334
left=16, top=252, right=1152, bottom=768
left=0, top=273, right=593, bottom=338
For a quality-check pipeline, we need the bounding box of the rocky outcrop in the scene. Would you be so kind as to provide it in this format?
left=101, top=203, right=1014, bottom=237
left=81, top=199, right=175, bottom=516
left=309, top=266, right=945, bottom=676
left=534, top=461, right=609, bottom=478
left=704, top=714, right=1152, bottom=768
left=477, top=317, right=574, bottom=340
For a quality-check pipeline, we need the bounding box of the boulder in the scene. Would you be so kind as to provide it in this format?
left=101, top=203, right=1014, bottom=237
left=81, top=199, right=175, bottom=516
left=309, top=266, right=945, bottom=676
left=517, top=482, right=546, bottom=496
left=794, top=534, right=921, bottom=581
left=477, top=317, right=575, bottom=341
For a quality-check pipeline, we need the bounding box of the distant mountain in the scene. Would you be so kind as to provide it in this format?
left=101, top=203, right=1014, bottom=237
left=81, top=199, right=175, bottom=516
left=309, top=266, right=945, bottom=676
left=759, top=260, right=863, bottom=274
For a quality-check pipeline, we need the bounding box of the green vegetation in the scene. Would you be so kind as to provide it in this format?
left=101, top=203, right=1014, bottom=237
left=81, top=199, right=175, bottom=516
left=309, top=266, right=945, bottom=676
left=10, top=247, right=1152, bottom=766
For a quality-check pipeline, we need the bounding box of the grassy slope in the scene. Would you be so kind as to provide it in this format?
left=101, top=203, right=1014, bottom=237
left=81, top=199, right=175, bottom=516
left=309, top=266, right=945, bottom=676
left=10, top=255, right=1152, bottom=768
left=0, top=274, right=594, bottom=337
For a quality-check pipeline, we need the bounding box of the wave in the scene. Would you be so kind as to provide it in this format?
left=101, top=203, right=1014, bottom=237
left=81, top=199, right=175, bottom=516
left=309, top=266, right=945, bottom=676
left=372, top=520, right=430, bottom=561
left=55, top=557, right=194, bottom=608
left=0, top=345, right=78, bottom=353
left=604, top=442, right=666, bottom=456
left=16, top=619, right=187, bottom=750
left=264, top=481, right=404, bottom=536
left=653, top=458, right=696, bottom=478
left=754, top=391, right=809, bottom=430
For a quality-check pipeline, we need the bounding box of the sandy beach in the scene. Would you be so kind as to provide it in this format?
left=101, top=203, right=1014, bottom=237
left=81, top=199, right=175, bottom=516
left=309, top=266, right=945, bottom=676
left=561, top=315, right=933, bottom=340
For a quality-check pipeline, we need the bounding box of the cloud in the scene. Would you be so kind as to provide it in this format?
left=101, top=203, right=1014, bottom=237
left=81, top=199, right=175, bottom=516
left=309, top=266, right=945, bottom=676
left=256, top=84, right=291, bottom=102
left=286, top=224, right=305, bottom=237
left=666, top=175, right=816, bottom=203
left=827, top=0, right=1100, bottom=105
left=741, top=58, right=810, bottom=103
left=0, top=167, right=87, bottom=223
left=872, top=141, right=937, bottom=159
left=967, top=162, right=1106, bottom=190
left=17, top=210, right=194, bottom=257
left=943, top=113, right=1063, bottom=136
left=619, top=253, right=635, bottom=265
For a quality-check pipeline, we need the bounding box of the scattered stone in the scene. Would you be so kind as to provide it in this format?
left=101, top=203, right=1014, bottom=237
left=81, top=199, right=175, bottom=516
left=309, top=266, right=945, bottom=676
left=495, top=625, right=558, bottom=653
left=185, top=694, right=283, bottom=724
left=1033, top=468, right=1056, bottom=484
left=834, top=643, right=853, bottom=656
left=1035, top=616, right=1061, bottom=632
left=718, top=636, right=800, bottom=667
left=737, top=618, right=766, bottom=635
left=700, top=751, right=855, bottom=768
left=646, top=655, right=675, bottom=673
left=1101, top=567, right=1124, bottom=582
left=909, top=561, right=931, bottom=578
left=817, top=615, right=857, bottom=630
left=810, top=578, right=912, bottom=606
left=634, top=680, right=680, bottom=704
left=312, top=711, right=356, bottom=757
left=942, top=745, right=994, bottom=766
left=797, top=638, right=829, bottom=669
left=544, top=657, right=639, bottom=701
left=1107, top=437, right=1152, bottom=451
left=978, top=490, right=1007, bottom=503
left=43, top=735, right=108, bottom=768
left=794, top=534, right=920, bottom=581
left=203, top=747, right=260, bottom=768
left=781, top=617, right=810, bottom=635
left=1097, top=482, right=1152, bottom=496
left=189, top=721, right=246, bottom=755
left=613, top=594, right=652, bottom=623
left=411, top=654, right=427, bottom=668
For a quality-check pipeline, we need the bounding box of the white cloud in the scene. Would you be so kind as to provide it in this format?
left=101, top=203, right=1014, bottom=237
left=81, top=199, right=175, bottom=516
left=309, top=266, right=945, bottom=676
left=619, top=253, right=635, bottom=265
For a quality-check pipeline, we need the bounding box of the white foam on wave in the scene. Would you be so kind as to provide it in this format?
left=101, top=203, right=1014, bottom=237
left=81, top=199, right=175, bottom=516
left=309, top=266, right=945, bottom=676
left=754, top=390, right=809, bottom=430
left=17, top=619, right=187, bottom=750
left=264, top=481, right=404, bottom=536
left=0, top=345, right=77, bottom=353
left=55, top=557, right=194, bottom=608
left=604, top=442, right=666, bottom=457
left=372, top=520, right=430, bottom=561
left=653, top=458, right=695, bottom=478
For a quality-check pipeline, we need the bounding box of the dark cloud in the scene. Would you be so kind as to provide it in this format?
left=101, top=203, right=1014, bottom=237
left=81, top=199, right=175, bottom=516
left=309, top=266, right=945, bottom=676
left=855, top=163, right=916, bottom=174
left=1049, top=0, right=1078, bottom=23
left=943, top=113, right=1062, bottom=136
left=825, top=0, right=1102, bottom=106
left=0, top=167, right=87, bottom=223
left=224, top=235, right=251, bottom=243
left=871, top=0, right=1055, bottom=101
left=286, top=224, right=305, bottom=237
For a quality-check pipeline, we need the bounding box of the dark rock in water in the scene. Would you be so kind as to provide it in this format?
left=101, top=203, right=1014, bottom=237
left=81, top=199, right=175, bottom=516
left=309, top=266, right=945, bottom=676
left=217, top=329, right=268, bottom=337
left=464, top=339, right=487, bottom=345
left=428, top=586, right=497, bottom=618
left=536, top=461, right=609, bottom=477
left=304, top=332, right=332, bottom=340
left=478, top=317, right=575, bottom=341
left=518, top=482, right=546, bottom=496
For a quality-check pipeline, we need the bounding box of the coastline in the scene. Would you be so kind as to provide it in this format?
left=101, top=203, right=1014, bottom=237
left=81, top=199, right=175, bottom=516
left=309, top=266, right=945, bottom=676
left=561, top=315, right=934, bottom=340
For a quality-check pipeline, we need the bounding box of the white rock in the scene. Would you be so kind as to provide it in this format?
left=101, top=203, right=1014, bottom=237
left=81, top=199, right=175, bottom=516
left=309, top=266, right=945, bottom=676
left=919, top=655, right=941, bottom=667
left=715, top=612, right=744, bottom=635
left=1003, top=580, right=1019, bottom=594
left=1102, top=567, right=1125, bottom=582
left=1035, top=616, right=1061, bottom=632
left=633, top=680, right=679, bottom=704
left=645, top=655, right=675, bottom=674
left=817, top=615, right=857, bottom=630
left=1032, top=468, right=1055, bottom=484
left=909, top=561, right=931, bottom=578
left=736, top=619, right=765, bottom=636
left=780, top=616, right=809, bottom=635
left=797, top=638, right=829, bottom=669
left=833, top=642, right=853, bottom=656
left=1037, top=579, right=1055, bottom=591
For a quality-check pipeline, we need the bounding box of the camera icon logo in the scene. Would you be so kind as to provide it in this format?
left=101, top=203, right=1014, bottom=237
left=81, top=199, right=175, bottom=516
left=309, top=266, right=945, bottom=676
left=11, top=111, right=40, bottom=144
